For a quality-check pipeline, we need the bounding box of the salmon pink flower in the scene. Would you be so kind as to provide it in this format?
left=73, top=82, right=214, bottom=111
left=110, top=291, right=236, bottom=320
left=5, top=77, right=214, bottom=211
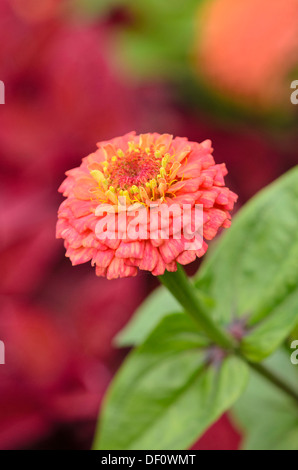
left=57, top=132, right=237, bottom=279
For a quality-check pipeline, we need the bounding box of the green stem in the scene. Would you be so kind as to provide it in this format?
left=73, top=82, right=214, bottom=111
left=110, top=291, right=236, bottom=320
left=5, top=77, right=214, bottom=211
left=159, top=265, right=236, bottom=350
left=249, top=362, right=298, bottom=404
left=159, top=266, right=298, bottom=405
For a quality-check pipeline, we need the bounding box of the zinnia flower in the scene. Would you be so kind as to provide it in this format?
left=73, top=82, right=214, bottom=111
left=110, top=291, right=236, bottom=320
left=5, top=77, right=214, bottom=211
left=195, top=0, right=298, bottom=109
left=57, top=132, right=237, bottom=279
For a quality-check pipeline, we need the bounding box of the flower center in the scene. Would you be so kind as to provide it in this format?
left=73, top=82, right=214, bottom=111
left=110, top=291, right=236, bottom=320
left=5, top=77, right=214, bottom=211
left=89, top=140, right=183, bottom=206
left=109, top=148, right=161, bottom=189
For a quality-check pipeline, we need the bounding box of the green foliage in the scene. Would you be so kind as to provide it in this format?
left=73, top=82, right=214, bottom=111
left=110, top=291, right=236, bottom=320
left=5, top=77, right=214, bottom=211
left=232, top=349, right=298, bottom=450
left=95, top=314, right=249, bottom=450
left=116, top=286, right=181, bottom=346
left=74, top=0, right=123, bottom=18
left=112, top=0, right=204, bottom=80
left=195, top=166, right=298, bottom=361
left=241, top=289, right=298, bottom=361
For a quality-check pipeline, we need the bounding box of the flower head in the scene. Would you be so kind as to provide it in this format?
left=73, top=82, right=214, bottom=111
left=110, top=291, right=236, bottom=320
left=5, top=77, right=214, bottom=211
left=57, top=132, right=237, bottom=279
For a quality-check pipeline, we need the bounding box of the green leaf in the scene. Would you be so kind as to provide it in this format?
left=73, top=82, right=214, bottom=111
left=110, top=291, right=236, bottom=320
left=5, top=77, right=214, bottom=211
left=232, top=349, right=298, bottom=450
left=241, top=288, right=298, bottom=361
left=290, top=321, right=298, bottom=342
left=95, top=313, right=249, bottom=450
left=115, top=286, right=182, bottom=347
left=195, top=166, right=298, bottom=359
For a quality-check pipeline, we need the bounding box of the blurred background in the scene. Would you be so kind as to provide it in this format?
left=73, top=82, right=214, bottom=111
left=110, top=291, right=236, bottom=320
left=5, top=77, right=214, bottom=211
left=0, top=0, right=297, bottom=450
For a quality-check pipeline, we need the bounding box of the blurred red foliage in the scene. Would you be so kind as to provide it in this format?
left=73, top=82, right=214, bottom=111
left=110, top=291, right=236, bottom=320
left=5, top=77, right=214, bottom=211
left=0, top=0, right=137, bottom=184
left=0, top=275, right=144, bottom=449
left=0, top=0, right=144, bottom=449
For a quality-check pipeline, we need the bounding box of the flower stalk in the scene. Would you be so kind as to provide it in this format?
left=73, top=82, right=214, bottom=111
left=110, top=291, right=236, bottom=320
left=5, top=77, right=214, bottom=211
left=159, top=265, right=236, bottom=350
left=159, top=266, right=298, bottom=405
